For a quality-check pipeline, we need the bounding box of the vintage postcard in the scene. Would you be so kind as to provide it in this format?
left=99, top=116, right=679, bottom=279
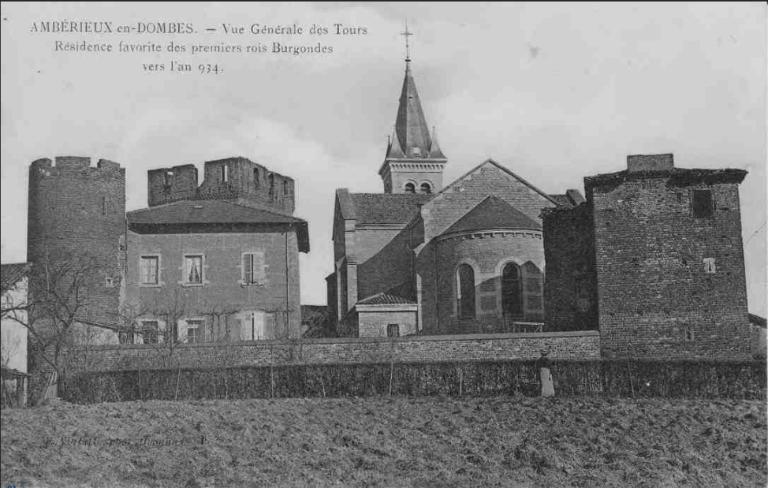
left=1, top=3, right=766, bottom=487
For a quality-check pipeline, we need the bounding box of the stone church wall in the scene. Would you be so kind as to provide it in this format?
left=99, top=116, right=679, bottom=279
left=432, top=231, right=545, bottom=334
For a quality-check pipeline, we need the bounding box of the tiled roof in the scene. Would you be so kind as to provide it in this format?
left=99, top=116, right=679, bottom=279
left=0, top=262, right=29, bottom=294
left=127, top=200, right=309, bottom=252
left=348, top=193, right=432, bottom=225
left=357, top=292, right=416, bottom=305
left=128, top=199, right=303, bottom=225
left=442, top=196, right=541, bottom=236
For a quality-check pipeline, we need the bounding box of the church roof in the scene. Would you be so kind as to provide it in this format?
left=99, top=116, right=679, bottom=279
left=442, top=196, right=542, bottom=236
left=344, top=192, right=432, bottom=225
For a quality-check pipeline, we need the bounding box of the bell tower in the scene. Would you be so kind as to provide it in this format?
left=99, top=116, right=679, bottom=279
left=379, top=24, right=447, bottom=194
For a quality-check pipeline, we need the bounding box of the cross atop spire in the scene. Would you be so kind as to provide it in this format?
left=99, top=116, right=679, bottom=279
left=401, top=20, right=413, bottom=62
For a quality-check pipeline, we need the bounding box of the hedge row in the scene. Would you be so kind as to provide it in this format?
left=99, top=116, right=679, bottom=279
left=60, top=359, right=766, bottom=404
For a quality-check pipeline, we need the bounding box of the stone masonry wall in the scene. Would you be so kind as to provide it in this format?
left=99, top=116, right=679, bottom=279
left=542, top=204, right=598, bottom=332
left=591, top=176, right=751, bottom=359
left=433, top=231, right=545, bottom=334
left=27, top=157, right=126, bottom=326
left=63, top=330, right=601, bottom=372
left=147, top=157, right=295, bottom=214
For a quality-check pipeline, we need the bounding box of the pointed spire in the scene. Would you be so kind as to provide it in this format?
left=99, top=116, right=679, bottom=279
left=386, top=126, right=405, bottom=158
left=429, top=126, right=446, bottom=159
left=394, top=59, right=433, bottom=159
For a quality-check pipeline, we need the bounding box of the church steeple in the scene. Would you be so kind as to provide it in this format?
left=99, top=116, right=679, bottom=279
left=395, top=60, right=433, bottom=159
left=379, top=25, right=447, bottom=194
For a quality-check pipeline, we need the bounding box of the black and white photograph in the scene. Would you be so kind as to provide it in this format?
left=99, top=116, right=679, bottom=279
left=1, top=2, right=766, bottom=487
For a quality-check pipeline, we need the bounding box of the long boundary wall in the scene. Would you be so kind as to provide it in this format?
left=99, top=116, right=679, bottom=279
left=64, top=331, right=600, bottom=373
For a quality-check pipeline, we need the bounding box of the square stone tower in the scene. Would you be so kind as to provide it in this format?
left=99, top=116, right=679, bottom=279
left=544, top=154, right=751, bottom=359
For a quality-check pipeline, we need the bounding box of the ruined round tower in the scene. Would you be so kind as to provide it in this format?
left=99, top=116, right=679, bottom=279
left=27, top=156, right=126, bottom=327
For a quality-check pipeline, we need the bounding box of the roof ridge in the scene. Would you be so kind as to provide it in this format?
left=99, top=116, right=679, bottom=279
left=427, top=159, right=559, bottom=206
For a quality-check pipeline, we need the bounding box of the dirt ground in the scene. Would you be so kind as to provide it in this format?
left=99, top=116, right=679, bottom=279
left=1, top=396, right=766, bottom=488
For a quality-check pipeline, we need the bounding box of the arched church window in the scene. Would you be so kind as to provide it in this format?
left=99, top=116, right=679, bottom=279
left=502, top=263, right=523, bottom=318
left=404, top=182, right=415, bottom=194
left=523, top=262, right=544, bottom=321
left=420, top=183, right=432, bottom=194
left=457, top=264, right=475, bottom=320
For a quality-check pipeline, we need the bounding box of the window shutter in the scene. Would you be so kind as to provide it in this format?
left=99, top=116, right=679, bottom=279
left=244, top=252, right=265, bottom=284
left=244, top=254, right=253, bottom=284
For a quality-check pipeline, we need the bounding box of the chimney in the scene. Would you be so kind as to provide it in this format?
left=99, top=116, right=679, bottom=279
left=627, top=153, right=674, bottom=173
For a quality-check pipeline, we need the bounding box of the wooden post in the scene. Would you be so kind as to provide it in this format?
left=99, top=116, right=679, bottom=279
left=174, top=366, right=182, bottom=401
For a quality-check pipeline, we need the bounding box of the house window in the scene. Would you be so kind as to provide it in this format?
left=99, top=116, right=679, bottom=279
left=387, top=324, right=400, bottom=337
left=186, top=319, right=204, bottom=343
left=184, top=255, right=204, bottom=284
left=420, top=183, right=432, bottom=194
left=457, top=264, right=475, bottom=320
left=163, top=171, right=173, bottom=188
left=242, top=252, right=265, bottom=285
left=105, top=276, right=115, bottom=288
left=141, top=320, right=159, bottom=344
left=254, top=168, right=260, bottom=187
left=404, top=182, right=415, bottom=194
left=692, top=190, right=714, bottom=218
left=222, top=165, right=229, bottom=182
left=268, top=174, right=275, bottom=199
left=502, top=263, right=523, bottom=318
left=283, top=180, right=289, bottom=195
left=140, top=256, right=159, bottom=285
left=703, top=257, right=716, bottom=274
left=118, top=329, right=134, bottom=345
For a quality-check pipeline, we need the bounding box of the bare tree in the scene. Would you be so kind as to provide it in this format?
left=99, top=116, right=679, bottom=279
left=0, top=251, right=105, bottom=403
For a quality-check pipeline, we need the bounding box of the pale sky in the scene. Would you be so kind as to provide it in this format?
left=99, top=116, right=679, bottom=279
left=1, top=2, right=765, bottom=315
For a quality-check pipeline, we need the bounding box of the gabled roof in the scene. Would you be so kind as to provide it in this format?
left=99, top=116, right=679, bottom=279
left=127, top=200, right=309, bottom=252
left=357, top=292, right=416, bottom=305
left=432, top=159, right=561, bottom=207
left=0, top=262, right=29, bottom=294
left=442, top=196, right=541, bottom=236
left=340, top=192, right=432, bottom=225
